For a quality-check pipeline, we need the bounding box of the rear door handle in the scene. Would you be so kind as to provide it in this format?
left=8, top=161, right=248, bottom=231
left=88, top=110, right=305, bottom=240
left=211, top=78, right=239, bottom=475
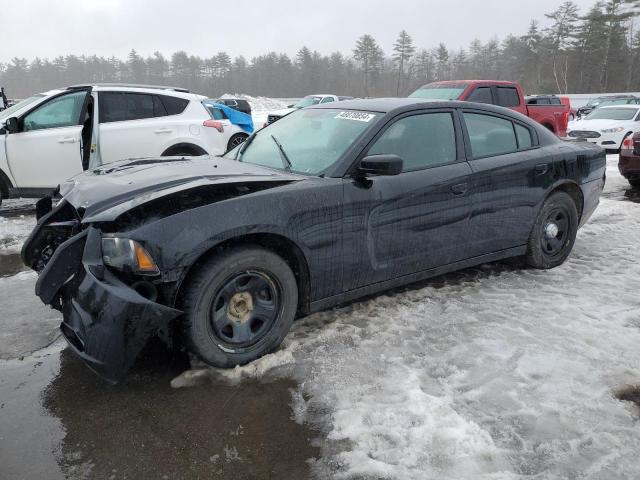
left=154, top=128, right=172, bottom=134
left=57, top=137, right=77, bottom=144
left=451, top=183, right=468, bottom=196
left=535, top=163, right=549, bottom=175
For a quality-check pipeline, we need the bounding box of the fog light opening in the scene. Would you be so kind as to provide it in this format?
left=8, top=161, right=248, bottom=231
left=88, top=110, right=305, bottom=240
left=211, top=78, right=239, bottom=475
left=131, top=281, right=158, bottom=302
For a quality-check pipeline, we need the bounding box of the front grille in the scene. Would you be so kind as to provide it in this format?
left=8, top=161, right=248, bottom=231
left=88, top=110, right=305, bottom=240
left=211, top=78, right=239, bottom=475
left=267, top=114, right=281, bottom=124
left=568, top=130, right=601, bottom=139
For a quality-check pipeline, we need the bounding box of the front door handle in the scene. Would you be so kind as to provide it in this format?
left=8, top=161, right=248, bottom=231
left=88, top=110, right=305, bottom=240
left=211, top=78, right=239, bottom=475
left=154, top=128, right=172, bottom=134
left=57, top=137, right=77, bottom=144
left=451, top=183, right=468, bottom=196
left=535, top=163, right=549, bottom=175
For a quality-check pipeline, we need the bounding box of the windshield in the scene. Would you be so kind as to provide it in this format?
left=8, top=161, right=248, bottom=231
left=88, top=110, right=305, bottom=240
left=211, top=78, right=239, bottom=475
left=224, top=108, right=379, bottom=175
left=585, top=107, right=639, bottom=121
left=597, top=99, right=636, bottom=108
left=293, top=96, right=323, bottom=108
left=0, top=95, right=45, bottom=121
left=409, top=84, right=467, bottom=100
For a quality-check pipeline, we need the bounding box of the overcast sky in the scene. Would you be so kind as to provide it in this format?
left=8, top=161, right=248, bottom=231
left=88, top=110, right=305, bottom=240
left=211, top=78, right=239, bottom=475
left=2, top=0, right=598, bottom=62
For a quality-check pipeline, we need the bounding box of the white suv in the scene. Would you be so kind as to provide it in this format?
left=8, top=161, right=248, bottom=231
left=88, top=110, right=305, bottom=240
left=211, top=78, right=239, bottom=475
left=0, top=84, right=249, bottom=203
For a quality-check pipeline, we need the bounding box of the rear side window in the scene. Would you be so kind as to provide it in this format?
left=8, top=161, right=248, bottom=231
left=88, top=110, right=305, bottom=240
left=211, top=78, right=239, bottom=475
left=320, top=97, right=335, bottom=104
left=467, top=87, right=492, bottom=104
left=551, top=97, right=562, bottom=105
left=367, top=112, right=457, bottom=171
left=99, top=92, right=154, bottom=123
left=496, top=87, right=520, bottom=107
left=515, top=123, right=533, bottom=149
left=464, top=112, right=517, bottom=158
left=159, top=95, right=189, bottom=115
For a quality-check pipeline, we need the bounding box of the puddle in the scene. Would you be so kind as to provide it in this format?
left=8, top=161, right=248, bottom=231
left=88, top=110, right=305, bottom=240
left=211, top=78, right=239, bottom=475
left=1, top=343, right=320, bottom=479
left=0, top=252, right=27, bottom=277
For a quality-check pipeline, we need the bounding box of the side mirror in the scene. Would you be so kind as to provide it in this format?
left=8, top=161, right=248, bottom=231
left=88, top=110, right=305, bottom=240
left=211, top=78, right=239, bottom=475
left=4, top=117, right=18, bottom=134
left=287, top=104, right=294, bottom=108
left=357, top=154, right=403, bottom=176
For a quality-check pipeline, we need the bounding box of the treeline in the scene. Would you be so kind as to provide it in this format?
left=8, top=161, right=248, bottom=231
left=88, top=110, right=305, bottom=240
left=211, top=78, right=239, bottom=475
left=2, top=0, right=640, bottom=99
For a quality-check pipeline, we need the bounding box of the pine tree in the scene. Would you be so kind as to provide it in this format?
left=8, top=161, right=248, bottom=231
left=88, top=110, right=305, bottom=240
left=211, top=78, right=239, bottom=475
left=353, top=34, right=383, bottom=96
left=392, top=30, right=416, bottom=95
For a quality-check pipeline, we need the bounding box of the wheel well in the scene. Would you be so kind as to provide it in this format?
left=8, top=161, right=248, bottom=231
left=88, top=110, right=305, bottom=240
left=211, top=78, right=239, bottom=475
left=161, top=143, right=208, bottom=156
left=177, top=233, right=311, bottom=316
left=0, top=169, right=12, bottom=198
left=549, top=182, right=584, bottom=219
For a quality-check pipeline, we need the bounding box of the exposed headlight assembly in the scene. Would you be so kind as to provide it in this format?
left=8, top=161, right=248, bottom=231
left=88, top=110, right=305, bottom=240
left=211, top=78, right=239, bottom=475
left=101, top=238, right=159, bottom=275
left=601, top=127, right=625, bottom=133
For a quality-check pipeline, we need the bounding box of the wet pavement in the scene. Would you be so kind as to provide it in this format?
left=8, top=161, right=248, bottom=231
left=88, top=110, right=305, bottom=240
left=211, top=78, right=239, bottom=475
left=0, top=342, right=320, bottom=480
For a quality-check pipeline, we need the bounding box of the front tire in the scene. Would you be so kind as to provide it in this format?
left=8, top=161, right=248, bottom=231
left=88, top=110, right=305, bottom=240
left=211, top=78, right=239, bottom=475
left=525, top=191, right=578, bottom=269
left=181, top=246, right=298, bottom=368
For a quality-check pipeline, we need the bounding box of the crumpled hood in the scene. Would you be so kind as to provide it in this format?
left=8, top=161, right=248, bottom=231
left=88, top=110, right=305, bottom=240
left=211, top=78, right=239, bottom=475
left=60, top=156, right=301, bottom=222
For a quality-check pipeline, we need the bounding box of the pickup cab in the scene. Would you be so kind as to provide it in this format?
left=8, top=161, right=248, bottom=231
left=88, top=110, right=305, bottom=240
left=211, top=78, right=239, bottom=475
left=409, top=80, right=569, bottom=137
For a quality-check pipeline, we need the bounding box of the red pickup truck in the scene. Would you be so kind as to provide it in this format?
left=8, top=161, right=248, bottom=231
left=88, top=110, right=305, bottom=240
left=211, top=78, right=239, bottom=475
left=409, top=80, right=570, bottom=137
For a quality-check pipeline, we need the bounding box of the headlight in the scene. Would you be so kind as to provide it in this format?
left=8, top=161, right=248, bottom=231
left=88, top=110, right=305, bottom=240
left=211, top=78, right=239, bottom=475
left=601, top=127, right=625, bottom=133
left=101, top=238, right=159, bottom=275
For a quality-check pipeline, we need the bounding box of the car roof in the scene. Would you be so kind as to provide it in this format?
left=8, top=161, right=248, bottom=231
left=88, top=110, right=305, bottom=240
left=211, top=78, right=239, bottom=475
left=419, top=80, right=518, bottom=87
left=67, top=83, right=200, bottom=100
left=310, top=97, right=527, bottom=118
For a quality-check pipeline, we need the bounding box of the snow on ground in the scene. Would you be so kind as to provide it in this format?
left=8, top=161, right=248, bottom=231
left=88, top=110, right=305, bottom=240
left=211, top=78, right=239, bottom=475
left=0, top=214, right=35, bottom=253
left=175, top=155, right=640, bottom=479
left=218, top=93, right=289, bottom=128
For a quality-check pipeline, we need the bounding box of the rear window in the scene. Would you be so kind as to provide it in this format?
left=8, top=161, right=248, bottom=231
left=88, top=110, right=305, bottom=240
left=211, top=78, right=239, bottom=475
left=159, top=95, right=189, bottom=115
left=496, top=87, right=520, bottom=107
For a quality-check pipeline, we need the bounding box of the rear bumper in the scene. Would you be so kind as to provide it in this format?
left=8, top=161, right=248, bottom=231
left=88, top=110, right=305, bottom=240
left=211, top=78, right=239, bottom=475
left=31, top=225, right=181, bottom=383
left=579, top=176, right=605, bottom=228
left=619, top=153, right=640, bottom=179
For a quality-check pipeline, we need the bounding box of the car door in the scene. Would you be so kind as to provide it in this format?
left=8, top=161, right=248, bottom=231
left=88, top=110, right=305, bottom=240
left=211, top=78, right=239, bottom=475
left=342, top=109, right=473, bottom=291
left=461, top=109, right=550, bottom=257
left=5, top=89, right=89, bottom=189
left=97, top=91, right=170, bottom=163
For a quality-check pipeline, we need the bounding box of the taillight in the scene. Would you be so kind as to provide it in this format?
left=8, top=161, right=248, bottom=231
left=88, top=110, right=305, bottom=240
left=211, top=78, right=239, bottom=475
left=621, top=136, right=634, bottom=152
left=203, top=120, right=224, bottom=133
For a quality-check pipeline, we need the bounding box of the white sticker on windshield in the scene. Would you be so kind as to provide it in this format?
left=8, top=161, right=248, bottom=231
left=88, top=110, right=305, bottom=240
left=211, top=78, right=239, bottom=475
left=335, top=111, right=375, bottom=122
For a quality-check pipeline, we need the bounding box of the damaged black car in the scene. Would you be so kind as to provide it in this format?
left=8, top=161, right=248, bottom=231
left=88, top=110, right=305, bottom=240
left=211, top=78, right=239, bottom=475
left=22, top=99, right=606, bottom=382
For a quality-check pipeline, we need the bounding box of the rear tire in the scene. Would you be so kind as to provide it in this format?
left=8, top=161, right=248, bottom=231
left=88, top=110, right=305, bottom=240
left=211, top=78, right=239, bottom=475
left=227, top=133, right=248, bottom=152
left=525, top=191, right=578, bottom=269
left=181, top=246, right=298, bottom=368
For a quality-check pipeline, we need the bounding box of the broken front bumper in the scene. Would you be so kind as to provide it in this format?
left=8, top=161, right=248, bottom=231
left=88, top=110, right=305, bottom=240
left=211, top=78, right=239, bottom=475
left=29, top=223, right=181, bottom=383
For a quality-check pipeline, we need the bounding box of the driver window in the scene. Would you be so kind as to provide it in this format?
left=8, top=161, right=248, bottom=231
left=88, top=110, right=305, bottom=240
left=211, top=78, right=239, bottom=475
left=23, top=91, right=86, bottom=132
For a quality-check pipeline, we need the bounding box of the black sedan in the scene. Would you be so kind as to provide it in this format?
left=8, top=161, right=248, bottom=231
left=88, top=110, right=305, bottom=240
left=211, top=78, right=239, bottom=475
left=22, top=98, right=606, bottom=382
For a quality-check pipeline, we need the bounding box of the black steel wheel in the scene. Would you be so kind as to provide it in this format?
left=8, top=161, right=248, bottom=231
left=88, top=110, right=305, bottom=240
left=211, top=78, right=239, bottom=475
left=525, top=191, right=578, bottom=269
left=209, top=271, right=280, bottom=349
left=181, top=246, right=298, bottom=368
